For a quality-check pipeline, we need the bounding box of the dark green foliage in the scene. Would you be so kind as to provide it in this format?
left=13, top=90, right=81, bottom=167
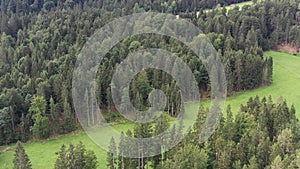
left=163, top=96, right=300, bottom=169
left=0, top=0, right=251, bottom=16
left=54, top=142, right=98, bottom=169
left=13, top=141, right=32, bottom=169
left=54, top=145, right=68, bottom=169
left=163, top=144, right=209, bottom=169
left=0, top=107, right=15, bottom=144
left=102, top=96, right=300, bottom=169
left=107, top=137, right=117, bottom=169
left=0, top=0, right=291, bottom=145
left=29, top=96, right=50, bottom=139
left=1, top=0, right=300, bottom=168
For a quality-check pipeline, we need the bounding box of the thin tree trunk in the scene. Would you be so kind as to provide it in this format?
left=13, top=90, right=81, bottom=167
left=138, top=149, right=140, bottom=169
left=146, top=157, right=148, bottom=169
left=121, top=154, right=124, bottom=169
left=91, top=97, right=94, bottom=125
left=9, top=106, right=15, bottom=132
left=141, top=152, right=144, bottom=169
left=112, top=154, right=115, bottom=169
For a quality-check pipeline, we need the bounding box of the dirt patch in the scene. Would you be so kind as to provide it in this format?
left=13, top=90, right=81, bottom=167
left=1, top=147, right=12, bottom=154
left=277, top=44, right=300, bottom=54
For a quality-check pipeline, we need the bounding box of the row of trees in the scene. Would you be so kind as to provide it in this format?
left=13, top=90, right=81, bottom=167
left=0, top=0, right=250, bottom=16
left=107, top=96, right=300, bottom=169
left=195, top=0, right=300, bottom=50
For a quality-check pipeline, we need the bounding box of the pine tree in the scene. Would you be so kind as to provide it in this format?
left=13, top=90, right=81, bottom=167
left=270, top=155, right=283, bottom=169
left=245, top=27, right=258, bottom=48
left=153, top=114, right=170, bottom=168
left=84, top=150, right=98, bottom=169
left=266, top=57, right=273, bottom=85
left=134, top=122, right=152, bottom=168
left=20, top=113, right=28, bottom=142
left=277, top=128, right=293, bottom=155
left=243, top=156, right=259, bottom=169
left=223, top=105, right=234, bottom=140
left=118, top=132, right=125, bottom=169
left=68, top=144, right=76, bottom=169
left=55, top=145, right=68, bottom=169
left=123, top=130, right=137, bottom=168
left=62, top=97, right=75, bottom=133
left=49, top=96, right=59, bottom=134
left=107, top=137, right=117, bottom=169
left=13, top=141, right=32, bottom=169
left=256, top=137, right=271, bottom=168
left=163, top=144, right=209, bottom=169
left=74, top=142, right=86, bottom=169
left=55, top=142, right=98, bottom=169
left=29, top=96, right=50, bottom=139
left=135, top=70, right=151, bottom=108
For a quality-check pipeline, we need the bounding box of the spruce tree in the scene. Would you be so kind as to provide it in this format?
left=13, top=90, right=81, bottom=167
left=55, top=142, right=98, bottom=169
left=55, top=145, right=68, bottom=169
left=118, top=132, right=125, bottom=169
left=153, top=114, right=170, bottom=168
left=49, top=96, right=59, bottom=134
left=74, top=142, right=86, bottom=169
left=13, top=141, right=32, bottom=169
left=29, top=95, right=50, bottom=139
left=107, top=137, right=117, bottom=169
left=84, top=150, right=98, bottom=169
left=243, top=156, right=259, bottom=169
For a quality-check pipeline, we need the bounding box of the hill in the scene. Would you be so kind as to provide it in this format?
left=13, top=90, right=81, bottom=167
left=1, top=50, right=300, bottom=168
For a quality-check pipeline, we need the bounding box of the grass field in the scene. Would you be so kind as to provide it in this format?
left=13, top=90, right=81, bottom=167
left=203, top=0, right=264, bottom=13
left=224, top=0, right=257, bottom=10
left=1, top=51, right=300, bottom=168
left=224, top=51, right=300, bottom=114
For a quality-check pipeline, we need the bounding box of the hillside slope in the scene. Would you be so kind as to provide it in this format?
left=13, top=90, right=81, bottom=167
left=1, top=51, right=300, bottom=168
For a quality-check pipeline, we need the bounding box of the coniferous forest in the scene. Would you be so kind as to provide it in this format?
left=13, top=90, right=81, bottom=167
left=1, top=0, right=300, bottom=168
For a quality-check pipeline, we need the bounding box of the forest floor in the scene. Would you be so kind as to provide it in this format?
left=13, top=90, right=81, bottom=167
left=1, top=50, right=300, bottom=169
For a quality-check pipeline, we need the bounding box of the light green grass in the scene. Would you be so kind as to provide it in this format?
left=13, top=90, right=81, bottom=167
left=203, top=0, right=264, bottom=13
left=0, top=123, right=135, bottom=169
left=226, top=51, right=300, bottom=114
left=189, top=51, right=300, bottom=115
left=1, top=51, right=300, bottom=169
left=225, top=1, right=253, bottom=10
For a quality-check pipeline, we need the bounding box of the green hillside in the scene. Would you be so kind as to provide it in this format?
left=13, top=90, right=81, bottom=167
left=1, top=51, right=300, bottom=169
left=225, top=51, right=300, bottom=115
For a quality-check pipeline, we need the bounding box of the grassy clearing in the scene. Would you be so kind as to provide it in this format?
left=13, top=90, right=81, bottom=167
left=203, top=0, right=264, bottom=13
left=225, top=51, right=300, bottom=115
left=224, top=0, right=259, bottom=10
left=1, top=51, right=300, bottom=168
left=189, top=51, right=300, bottom=116
left=0, top=123, right=135, bottom=169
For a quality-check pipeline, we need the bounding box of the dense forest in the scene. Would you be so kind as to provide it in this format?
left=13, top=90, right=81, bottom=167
left=106, top=96, right=300, bottom=169
left=0, top=0, right=251, bottom=15
left=10, top=96, right=300, bottom=169
left=0, top=0, right=299, bottom=159
left=0, top=0, right=297, bottom=145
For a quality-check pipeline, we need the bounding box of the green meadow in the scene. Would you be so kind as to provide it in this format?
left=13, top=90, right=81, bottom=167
left=1, top=51, right=300, bottom=168
left=224, top=51, right=300, bottom=115
left=225, top=0, right=257, bottom=10
left=203, top=0, right=264, bottom=13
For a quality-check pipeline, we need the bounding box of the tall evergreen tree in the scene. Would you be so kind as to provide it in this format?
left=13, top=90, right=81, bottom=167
left=13, top=141, right=32, bottom=169
left=107, top=137, right=117, bottom=169
left=29, top=95, right=50, bottom=139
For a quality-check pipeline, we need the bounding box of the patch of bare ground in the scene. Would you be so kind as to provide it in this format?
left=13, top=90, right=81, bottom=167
left=277, top=44, right=300, bottom=55
left=1, top=147, right=12, bottom=154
